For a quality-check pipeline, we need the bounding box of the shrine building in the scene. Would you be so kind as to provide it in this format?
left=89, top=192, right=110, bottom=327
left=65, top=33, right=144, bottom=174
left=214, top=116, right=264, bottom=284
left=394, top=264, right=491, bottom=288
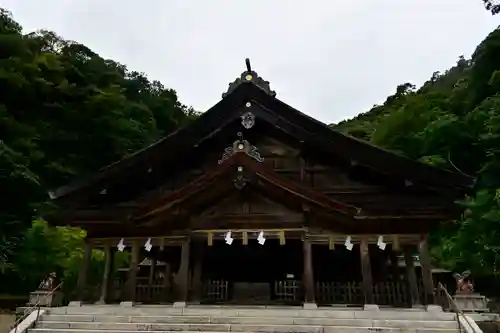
left=47, top=60, right=474, bottom=309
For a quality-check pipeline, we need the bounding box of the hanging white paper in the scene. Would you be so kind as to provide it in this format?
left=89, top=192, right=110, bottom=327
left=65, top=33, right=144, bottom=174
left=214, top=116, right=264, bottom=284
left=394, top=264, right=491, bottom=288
left=225, top=231, right=233, bottom=245
left=144, top=238, right=152, bottom=252
left=344, top=236, right=353, bottom=251
left=377, top=235, right=387, bottom=250
left=117, top=238, right=125, bottom=252
left=257, top=230, right=266, bottom=245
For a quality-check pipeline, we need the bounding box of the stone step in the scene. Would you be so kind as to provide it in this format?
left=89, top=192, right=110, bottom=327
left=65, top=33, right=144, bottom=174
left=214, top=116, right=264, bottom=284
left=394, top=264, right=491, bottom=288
left=39, top=314, right=460, bottom=329
left=28, top=327, right=460, bottom=333
left=27, top=328, right=245, bottom=333
left=47, top=306, right=457, bottom=321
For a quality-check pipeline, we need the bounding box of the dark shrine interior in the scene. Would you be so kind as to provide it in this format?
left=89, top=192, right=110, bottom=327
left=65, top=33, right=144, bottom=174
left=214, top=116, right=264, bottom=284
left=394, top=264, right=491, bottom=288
left=141, top=241, right=398, bottom=283
left=199, top=240, right=391, bottom=283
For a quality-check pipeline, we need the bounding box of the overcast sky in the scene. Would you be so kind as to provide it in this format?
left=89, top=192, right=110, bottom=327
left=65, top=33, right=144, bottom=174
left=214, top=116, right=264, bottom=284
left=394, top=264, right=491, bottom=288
left=1, top=0, right=498, bottom=124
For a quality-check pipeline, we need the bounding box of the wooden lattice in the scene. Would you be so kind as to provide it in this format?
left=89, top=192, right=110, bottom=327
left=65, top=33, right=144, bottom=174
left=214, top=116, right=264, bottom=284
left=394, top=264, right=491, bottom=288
left=203, top=279, right=229, bottom=303
left=274, top=280, right=302, bottom=303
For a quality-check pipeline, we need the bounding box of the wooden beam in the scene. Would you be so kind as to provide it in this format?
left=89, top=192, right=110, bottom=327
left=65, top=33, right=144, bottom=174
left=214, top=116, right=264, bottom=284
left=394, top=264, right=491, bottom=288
left=190, top=213, right=304, bottom=226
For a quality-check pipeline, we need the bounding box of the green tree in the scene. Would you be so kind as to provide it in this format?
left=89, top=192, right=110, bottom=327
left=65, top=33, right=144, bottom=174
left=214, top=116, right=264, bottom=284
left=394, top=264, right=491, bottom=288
left=0, top=8, right=196, bottom=293
left=482, top=0, right=500, bottom=14
left=333, top=26, right=500, bottom=278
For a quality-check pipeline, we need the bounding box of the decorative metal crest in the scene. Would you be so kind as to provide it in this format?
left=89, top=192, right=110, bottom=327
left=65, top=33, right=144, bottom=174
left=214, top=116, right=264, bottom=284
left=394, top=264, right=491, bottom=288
left=234, top=166, right=248, bottom=190
left=222, top=58, right=276, bottom=98
left=241, top=112, right=255, bottom=129
left=218, top=132, right=264, bottom=164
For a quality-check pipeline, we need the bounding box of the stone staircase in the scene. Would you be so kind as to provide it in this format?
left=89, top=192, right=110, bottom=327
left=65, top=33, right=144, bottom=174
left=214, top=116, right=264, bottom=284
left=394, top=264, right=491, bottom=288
left=27, top=305, right=461, bottom=333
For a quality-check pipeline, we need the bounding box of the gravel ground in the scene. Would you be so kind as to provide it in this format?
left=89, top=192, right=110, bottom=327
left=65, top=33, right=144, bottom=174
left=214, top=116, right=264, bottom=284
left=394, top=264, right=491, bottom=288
left=0, top=313, right=15, bottom=333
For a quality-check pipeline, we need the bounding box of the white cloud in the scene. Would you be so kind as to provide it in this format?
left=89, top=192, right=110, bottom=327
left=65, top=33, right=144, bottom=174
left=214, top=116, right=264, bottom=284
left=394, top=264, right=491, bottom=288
left=2, top=0, right=498, bottom=123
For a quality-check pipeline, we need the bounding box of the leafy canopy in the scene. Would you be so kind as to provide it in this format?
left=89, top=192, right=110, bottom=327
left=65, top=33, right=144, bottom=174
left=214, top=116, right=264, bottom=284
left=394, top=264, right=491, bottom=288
left=0, top=8, right=197, bottom=293
left=332, top=26, right=500, bottom=276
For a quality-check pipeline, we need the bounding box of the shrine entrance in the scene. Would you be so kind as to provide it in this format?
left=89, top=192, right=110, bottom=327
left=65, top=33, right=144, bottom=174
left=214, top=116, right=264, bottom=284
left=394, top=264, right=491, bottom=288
left=201, top=239, right=303, bottom=305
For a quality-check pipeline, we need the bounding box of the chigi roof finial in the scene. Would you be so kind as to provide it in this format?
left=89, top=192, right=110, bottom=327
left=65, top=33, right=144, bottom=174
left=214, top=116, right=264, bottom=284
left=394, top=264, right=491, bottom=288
left=245, top=58, right=252, bottom=72
left=222, top=58, right=276, bottom=98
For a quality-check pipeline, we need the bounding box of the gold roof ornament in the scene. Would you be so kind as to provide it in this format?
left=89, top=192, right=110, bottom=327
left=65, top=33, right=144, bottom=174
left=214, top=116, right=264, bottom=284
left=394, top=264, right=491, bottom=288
left=222, top=58, right=276, bottom=98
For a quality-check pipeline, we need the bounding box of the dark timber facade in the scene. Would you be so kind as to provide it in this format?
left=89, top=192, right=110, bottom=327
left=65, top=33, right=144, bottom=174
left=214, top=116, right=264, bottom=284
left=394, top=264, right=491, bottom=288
left=48, top=61, right=473, bottom=308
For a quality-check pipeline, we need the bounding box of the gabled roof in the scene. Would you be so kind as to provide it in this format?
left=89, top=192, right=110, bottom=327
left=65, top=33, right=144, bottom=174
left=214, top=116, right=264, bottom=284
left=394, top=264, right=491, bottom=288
left=134, top=152, right=361, bottom=223
left=51, top=149, right=452, bottom=235
left=49, top=63, right=475, bottom=202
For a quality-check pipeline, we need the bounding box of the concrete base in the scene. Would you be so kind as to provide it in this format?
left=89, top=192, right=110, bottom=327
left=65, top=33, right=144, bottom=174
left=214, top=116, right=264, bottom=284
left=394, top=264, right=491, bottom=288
left=426, top=305, right=443, bottom=312
left=95, top=300, right=106, bottom=305
left=454, top=293, right=489, bottom=312
left=302, top=302, right=318, bottom=310
left=363, top=304, right=380, bottom=311
left=173, top=301, right=187, bottom=308
left=119, top=301, right=134, bottom=307
left=28, top=290, right=63, bottom=307
left=68, top=301, right=82, bottom=307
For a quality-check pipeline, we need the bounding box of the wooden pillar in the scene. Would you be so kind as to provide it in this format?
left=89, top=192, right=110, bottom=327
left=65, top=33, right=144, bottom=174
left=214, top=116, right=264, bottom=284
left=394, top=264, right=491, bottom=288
left=98, top=244, right=114, bottom=304
left=360, top=237, right=374, bottom=304
left=191, top=242, right=205, bottom=303
left=389, top=249, right=400, bottom=281
left=163, top=263, right=171, bottom=302
left=75, top=241, right=92, bottom=302
left=176, top=239, right=190, bottom=304
left=404, top=245, right=420, bottom=306
left=125, top=239, right=140, bottom=303
left=419, top=235, right=435, bottom=305
left=379, top=252, right=390, bottom=282
left=302, top=236, right=315, bottom=304
left=148, top=255, right=157, bottom=301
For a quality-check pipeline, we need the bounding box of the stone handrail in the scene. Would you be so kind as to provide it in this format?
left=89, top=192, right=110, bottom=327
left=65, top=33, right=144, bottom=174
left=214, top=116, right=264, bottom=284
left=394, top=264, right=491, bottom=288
left=437, top=282, right=482, bottom=333
left=10, top=282, right=63, bottom=333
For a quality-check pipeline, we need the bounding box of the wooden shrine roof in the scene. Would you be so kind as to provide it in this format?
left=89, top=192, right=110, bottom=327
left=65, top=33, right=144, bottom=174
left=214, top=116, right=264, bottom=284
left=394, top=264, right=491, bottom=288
left=51, top=151, right=455, bottom=236
left=48, top=62, right=475, bottom=206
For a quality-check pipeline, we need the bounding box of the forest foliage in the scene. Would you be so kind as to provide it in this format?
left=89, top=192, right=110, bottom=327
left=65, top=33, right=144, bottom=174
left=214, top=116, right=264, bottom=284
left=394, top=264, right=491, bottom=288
left=482, top=0, right=500, bottom=14
left=1, top=7, right=500, bottom=296
left=333, top=26, right=500, bottom=277
left=0, top=9, right=197, bottom=294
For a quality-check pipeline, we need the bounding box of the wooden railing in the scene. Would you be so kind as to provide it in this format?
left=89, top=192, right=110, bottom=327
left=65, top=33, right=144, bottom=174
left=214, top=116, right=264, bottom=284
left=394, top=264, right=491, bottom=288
left=96, top=278, right=422, bottom=306
left=203, top=279, right=229, bottom=303
left=136, top=277, right=173, bottom=303
left=316, top=281, right=409, bottom=306
left=373, top=281, right=408, bottom=306
left=274, top=280, right=302, bottom=303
